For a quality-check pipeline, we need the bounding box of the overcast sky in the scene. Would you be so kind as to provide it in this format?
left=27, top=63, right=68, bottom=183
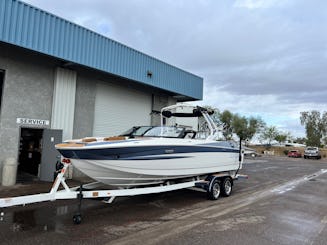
left=23, top=0, right=327, bottom=138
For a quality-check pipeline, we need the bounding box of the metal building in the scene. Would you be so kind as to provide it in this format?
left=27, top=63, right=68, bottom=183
left=0, top=0, right=203, bottom=184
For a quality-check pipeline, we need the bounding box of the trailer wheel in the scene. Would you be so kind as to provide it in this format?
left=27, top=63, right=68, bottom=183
left=207, top=179, right=220, bottom=200
left=221, top=177, right=233, bottom=197
left=73, top=214, right=82, bottom=225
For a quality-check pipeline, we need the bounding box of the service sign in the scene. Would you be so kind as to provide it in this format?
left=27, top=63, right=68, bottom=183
left=16, top=118, right=50, bottom=126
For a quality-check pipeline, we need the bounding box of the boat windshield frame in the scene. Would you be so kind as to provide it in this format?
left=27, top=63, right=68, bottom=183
left=119, top=126, right=153, bottom=137
left=143, top=126, right=186, bottom=138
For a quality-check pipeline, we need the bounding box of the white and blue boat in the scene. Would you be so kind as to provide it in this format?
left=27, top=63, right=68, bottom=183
left=56, top=104, right=242, bottom=187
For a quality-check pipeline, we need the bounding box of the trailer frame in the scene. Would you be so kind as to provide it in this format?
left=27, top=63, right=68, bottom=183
left=0, top=161, right=247, bottom=224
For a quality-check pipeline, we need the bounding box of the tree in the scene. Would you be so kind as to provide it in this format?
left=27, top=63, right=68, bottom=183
left=323, top=137, right=327, bottom=147
left=202, top=106, right=265, bottom=143
left=275, top=133, right=288, bottom=144
left=300, top=111, right=327, bottom=147
left=219, top=110, right=234, bottom=140
left=232, top=114, right=265, bottom=142
left=294, top=137, right=306, bottom=145
left=260, top=126, right=278, bottom=146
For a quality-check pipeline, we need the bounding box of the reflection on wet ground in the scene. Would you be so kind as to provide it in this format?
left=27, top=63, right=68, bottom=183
left=0, top=179, right=94, bottom=240
left=1, top=204, right=70, bottom=233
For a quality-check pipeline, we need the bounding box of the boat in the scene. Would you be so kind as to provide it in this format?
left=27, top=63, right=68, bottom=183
left=55, top=104, right=242, bottom=187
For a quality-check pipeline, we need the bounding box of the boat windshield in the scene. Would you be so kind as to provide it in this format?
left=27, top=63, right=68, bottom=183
left=143, top=126, right=185, bottom=138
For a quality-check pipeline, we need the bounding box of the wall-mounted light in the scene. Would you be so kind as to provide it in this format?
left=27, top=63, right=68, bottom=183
left=61, top=61, right=74, bottom=67
left=147, top=70, right=153, bottom=78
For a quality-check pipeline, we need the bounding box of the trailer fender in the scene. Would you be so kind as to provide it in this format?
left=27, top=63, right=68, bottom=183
left=206, top=175, right=221, bottom=192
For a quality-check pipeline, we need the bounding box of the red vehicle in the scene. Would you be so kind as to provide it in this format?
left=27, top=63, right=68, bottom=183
left=287, top=150, right=302, bottom=158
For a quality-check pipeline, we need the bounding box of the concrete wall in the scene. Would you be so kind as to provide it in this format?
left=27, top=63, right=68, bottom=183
left=0, top=43, right=180, bottom=183
left=70, top=74, right=97, bottom=178
left=0, top=43, right=56, bottom=182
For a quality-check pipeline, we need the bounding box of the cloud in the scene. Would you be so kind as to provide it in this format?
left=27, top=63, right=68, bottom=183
left=233, top=0, right=291, bottom=9
left=22, top=0, right=327, bottom=137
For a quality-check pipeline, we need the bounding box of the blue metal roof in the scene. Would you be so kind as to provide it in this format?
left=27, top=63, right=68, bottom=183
left=0, top=0, right=203, bottom=100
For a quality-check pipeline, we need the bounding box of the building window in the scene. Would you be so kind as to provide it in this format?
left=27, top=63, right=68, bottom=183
left=0, top=70, right=4, bottom=110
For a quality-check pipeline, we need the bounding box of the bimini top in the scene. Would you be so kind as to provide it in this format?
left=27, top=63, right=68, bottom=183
left=161, top=103, right=218, bottom=140
left=0, top=0, right=203, bottom=101
left=161, top=104, right=214, bottom=118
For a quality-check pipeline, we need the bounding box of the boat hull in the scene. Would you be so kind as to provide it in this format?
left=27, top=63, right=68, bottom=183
left=57, top=138, right=242, bottom=187
left=70, top=151, right=240, bottom=187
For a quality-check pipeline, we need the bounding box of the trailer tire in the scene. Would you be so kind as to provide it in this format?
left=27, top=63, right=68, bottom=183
left=73, top=214, right=82, bottom=224
left=221, top=177, right=233, bottom=197
left=207, top=179, right=220, bottom=200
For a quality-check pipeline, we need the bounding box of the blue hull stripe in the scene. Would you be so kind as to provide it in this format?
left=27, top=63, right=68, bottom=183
left=58, top=145, right=239, bottom=160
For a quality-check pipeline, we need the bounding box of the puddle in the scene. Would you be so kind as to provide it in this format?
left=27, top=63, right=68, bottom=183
left=0, top=205, right=71, bottom=234
left=12, top=209, right=37, bottom=231
left=0, top=199, right=104, bottom=237
left=4, top=209, right=55, bottom=232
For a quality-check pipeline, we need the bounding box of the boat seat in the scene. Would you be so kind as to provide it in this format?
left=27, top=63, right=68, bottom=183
left=55, top=142, right=85, bottom=147
left=82, top=137, right=97, bottom=143
left=183, top=130, right=197, bottom=139
left=103, top=136, right=126, bottom=141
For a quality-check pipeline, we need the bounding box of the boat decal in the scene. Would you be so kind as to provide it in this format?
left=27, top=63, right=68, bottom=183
left=165, top=149, right=174, bottom=154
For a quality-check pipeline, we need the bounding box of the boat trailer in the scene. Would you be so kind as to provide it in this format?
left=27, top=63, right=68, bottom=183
left=0, top=160, right=247, bottom=224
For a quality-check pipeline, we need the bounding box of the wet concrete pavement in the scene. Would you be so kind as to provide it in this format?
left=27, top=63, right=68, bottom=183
left=0, top=156, right=326, bottom=245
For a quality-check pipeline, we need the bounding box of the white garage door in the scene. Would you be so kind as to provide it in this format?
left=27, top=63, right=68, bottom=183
left=93, top=82, right=152, bottom=137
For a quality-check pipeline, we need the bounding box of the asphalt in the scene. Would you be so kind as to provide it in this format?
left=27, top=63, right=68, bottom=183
left=0, top=156, right=326, bottom=245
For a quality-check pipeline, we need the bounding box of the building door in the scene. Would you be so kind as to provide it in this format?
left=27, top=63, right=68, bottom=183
left=93, top=82, right=152, bottom=137
left=18, top=128, right=62, bottom=182
left=39, top=129, right=62, bottom=182
left=18, top=128, right=44, bottom=180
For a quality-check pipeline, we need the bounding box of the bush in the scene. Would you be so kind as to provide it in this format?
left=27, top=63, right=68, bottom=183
left=283, top=149, right=289, bottom=155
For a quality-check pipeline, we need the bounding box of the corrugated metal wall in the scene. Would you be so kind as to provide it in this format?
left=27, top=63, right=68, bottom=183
left=0, top=0, right=203, bottom=100
left=51, top=67, right=76, bottom=141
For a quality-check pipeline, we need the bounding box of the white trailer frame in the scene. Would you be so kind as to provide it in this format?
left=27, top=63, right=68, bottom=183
left=0, top=162, right=247, bottom=224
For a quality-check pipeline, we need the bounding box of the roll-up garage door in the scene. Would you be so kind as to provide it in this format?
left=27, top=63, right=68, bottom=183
left=93, top=82, right=152, bottom=137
